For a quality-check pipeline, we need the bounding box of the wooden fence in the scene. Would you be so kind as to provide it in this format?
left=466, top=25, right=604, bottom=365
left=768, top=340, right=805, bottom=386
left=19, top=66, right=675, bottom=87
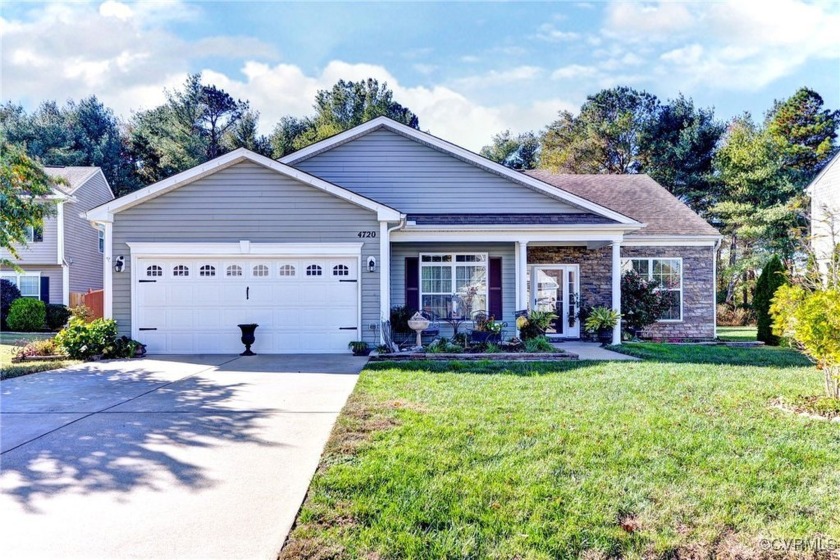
left=69, top=289, right=104, bottom=321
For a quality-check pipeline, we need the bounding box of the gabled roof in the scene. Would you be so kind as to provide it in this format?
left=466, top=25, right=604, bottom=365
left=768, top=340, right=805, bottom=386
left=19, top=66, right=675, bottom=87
left=85, top=148, right=402, bottom=223
left=525, top=170, right=720, bottom=238
left=44, top=166, right=105, bottom=196
left=805, top=151, right=840, bottom=195
left=280, top=116, right=640, bottom=226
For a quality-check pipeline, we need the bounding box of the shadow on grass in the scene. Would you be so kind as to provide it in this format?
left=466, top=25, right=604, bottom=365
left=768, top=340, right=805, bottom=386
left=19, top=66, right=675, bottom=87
left=366, top=359, right=591, bottom=376
left=605, top=342, right=811, bottom=367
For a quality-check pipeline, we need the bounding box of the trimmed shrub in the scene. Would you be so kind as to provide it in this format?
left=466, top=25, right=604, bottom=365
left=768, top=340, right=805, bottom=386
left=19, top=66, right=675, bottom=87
left=6, top=298, right=46, bottom=332
left=621, top=270, right=673, bottom=336
left=754, top=256, right=787, bottom=345
left=45, top=304, right=72, bottom=330
left=55, top=318, right=143, bottom=360
left=1, top=279, right=22, bottom=330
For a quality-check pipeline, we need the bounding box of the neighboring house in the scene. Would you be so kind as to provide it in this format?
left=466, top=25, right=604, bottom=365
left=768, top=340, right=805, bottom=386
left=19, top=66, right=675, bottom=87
left=1, top=167, right=115, bottom=306
left=85, top=117, right=720, bottom=354
left=806, top=151, right=840, bottom=279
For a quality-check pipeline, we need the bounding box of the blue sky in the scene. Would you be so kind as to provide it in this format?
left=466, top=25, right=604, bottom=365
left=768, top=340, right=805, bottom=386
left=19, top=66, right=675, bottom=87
left=3, top=1, right=839, bottom=150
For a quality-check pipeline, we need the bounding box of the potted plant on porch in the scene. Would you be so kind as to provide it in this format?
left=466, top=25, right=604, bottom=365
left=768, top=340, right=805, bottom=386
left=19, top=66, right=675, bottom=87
left=584, top=306, right=621, bottom=345
left=348, top=340, right=372, bottom=356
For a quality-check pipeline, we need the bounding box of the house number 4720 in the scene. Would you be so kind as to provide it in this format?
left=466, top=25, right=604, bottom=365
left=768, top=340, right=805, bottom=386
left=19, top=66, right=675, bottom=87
left=357, top=231, right=377, bottom=238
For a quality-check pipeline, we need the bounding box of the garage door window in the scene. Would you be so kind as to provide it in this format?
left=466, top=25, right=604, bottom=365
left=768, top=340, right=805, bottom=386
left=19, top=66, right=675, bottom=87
left=226, top=265, right=242, bottom=277
left=253, top=264, right=269, bottom=277
left=333, top=264, right=349, bottom=276
left=173, top=265, right=189, bottom=277
left=306, top=264, right=322, bottom=276
left=279, top=264, right=296, bottom=276
left=146, top=265, right=163, bottom=277
left=200, top=265, right=216, bottom=277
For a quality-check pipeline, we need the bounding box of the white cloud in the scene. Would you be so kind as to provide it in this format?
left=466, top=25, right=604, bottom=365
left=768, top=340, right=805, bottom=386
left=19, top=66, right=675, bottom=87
left=535, top=23, right=580, bottom=42
left=660, top=44, right=704, bottom=66
left=452, top=66, right=543, bottom=90
left=603, top=2, right=695, bottom=41
left=551, top=64, right=598, bottom=80
left=99, top=1, right=133, bottom=21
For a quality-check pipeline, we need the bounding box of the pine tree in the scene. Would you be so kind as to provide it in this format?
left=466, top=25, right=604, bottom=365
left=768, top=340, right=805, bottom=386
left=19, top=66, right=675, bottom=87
left=754, top=255, right=788, bottom=345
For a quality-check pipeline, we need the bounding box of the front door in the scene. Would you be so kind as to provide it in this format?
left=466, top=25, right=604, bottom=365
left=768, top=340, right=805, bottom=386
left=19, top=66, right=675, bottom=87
left=529, top=265, right=580, bottom=338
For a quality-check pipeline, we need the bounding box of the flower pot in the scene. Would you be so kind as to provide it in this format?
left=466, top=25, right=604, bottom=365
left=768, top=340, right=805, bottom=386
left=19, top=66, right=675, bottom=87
left=352, top=348, right=372, bottom=357
left=597, top=327, right=613, bottom=346
left=237, top=323, right=258, bottom=356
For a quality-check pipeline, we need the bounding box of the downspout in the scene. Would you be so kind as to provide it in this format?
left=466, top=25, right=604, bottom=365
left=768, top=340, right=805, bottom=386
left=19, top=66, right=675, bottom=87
left=379, top=217, right=406, bottom=344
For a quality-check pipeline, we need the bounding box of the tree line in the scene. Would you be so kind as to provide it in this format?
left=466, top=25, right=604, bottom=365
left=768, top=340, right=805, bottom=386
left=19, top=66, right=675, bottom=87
left=2, top=76, right=837, bottom=309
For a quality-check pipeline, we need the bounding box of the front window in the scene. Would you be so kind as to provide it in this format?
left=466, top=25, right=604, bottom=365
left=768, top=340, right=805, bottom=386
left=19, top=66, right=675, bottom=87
left=622, top=258, right=682, bottom=321
left=1, top=273, right=41, bottom=298
left=420, top=253, right=487, bottom=318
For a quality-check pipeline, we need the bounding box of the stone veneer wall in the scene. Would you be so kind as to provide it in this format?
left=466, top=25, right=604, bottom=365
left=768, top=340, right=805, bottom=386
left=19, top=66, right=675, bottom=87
left=528, top=245, right=715, bottom=341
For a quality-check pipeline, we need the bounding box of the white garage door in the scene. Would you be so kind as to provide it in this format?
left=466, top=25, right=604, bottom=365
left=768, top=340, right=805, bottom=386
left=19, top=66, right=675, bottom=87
left=135, top=257, right=359, bottom=354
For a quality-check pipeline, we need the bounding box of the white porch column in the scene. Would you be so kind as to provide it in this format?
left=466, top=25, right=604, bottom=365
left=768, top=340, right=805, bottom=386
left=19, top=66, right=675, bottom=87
left=379, top=221, right=390, bottom=344
left=611, top=241, right=621, bottom=345
left=516, top=240, right=528, bottom=310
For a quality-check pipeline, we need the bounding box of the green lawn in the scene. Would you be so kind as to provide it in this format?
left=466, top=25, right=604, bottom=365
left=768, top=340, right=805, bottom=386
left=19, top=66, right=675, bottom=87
left=282, top=346, right=839, bottom=559
left=716, top=326, right=758, bottom=342
left=0, top=335, right=80, bottom=380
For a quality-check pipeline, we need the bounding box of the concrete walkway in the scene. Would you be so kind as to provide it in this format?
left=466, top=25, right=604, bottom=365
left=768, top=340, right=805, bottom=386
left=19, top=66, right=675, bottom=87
left=1, top=354, right=365, bottom=560
left=553, top=341, right=640, bottom=360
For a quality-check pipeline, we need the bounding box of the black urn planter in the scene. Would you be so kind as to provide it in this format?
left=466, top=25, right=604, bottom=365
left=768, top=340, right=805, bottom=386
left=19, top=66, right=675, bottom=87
left=237, top=323, right=258, bottom=356
left=597, top=327, right=613, bottom=346
left=353, top=348, right=373, bottom=357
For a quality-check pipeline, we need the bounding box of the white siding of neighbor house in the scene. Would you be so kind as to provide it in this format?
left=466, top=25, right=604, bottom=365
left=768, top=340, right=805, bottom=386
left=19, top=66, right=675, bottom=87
left=0, top=214, right=59, bottom=265
left=111, top=161, right=382, bottom=344
left=390, top=242, right=517, bottom=337
left=812, top=156, right=840, bottom=275
left=294, top=128, right=581, bottom=214
left=66, top=171, right=114, bottom=294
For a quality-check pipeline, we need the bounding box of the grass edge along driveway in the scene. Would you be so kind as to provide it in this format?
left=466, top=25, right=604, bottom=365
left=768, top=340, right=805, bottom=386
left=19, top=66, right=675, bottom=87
left=281, top=346, right=839, bottom=559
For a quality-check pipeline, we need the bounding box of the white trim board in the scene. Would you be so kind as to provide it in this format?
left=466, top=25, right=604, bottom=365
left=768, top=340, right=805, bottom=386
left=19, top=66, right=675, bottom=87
left=86, top=149, right=402, bottom=223
left=125, top=242, right=365, bottom=257
left=279, top=116, right=642, bottom=226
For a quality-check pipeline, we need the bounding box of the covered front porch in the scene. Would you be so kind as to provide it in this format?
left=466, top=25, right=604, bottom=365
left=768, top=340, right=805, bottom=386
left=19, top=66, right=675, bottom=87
left=385, top=231, right=627, bottom=345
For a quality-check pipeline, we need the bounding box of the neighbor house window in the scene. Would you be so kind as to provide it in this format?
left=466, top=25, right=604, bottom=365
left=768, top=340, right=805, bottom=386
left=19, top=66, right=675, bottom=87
left=622, top=258, right=682, bottom=321
left=24, top=223, right=44, bottom=243
left=98, top=226, right=105, bottom=253
left=1, top=273, right=40, bottom=298
left=420, top=253, right=487, bottom=319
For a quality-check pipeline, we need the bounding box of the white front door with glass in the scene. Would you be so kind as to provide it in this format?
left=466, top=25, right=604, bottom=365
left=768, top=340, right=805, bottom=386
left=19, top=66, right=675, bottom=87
left=529, top=265, right=580, bottom=338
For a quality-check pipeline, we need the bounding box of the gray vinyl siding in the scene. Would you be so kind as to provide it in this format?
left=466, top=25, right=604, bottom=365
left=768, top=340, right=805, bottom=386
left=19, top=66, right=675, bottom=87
left=0, top=264, right=62, bottom=304
left=66, top=171, right=113, bottom=294
left=390, top=242, right=516, bottom=338
left=295, top=129, right=580, bottom=214
left=111, top=161, right=381, bottom=344
left=0, top=215, right=59, bottom=265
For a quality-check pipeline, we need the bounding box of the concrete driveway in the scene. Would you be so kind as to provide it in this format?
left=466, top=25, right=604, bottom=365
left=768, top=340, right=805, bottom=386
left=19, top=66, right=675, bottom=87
left=0, top=354, right=364, bottom=560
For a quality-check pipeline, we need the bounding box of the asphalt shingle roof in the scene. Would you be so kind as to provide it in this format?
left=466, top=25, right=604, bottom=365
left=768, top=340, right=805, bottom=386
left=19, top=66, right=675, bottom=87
left=524, top=170, right=719, bottom=237
left=44, top=167, right=99, bottom=195
left=408, top=213, right=617, bottom=226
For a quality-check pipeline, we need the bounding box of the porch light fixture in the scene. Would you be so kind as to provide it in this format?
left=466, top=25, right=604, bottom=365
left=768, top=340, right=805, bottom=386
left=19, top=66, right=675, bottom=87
left=367, top=256, right=376, bottom=273
left=114, top=256, right=126, bottom=273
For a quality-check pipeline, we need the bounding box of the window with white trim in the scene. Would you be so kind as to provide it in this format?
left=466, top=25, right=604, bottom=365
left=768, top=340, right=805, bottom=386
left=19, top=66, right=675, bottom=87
left=1, top=273, right=41, bottom=298
left=199, top=265, right=216, bottom=277
left=279, top=264, right=295, bottom=277
left=226, top=265, right=242, bottom=277
left=24, top=223, right=44, bottom=243
left=420, top=253, right=487, bottom=319
left=621, top=258, right=683, bottom=321
left=146, top=265, right=163, bottom=277
left=98, top=226, right=105, bottom=253
left=252, top=264, right=269, bottom=277
left=306, top=264, right=322, bottom=276
left=173, top=265, right=189, bottom=277
left=332, top=264, right=349, bottom=277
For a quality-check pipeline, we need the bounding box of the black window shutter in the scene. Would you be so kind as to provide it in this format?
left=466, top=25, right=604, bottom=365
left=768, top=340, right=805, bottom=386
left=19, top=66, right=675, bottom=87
left=34, top=225, right=43, bottom=242
left=405, top=257, right=419, bottom=312
left=40, top=276, right=50, bottom=304
left=489, top=257, right=502, bottom=319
